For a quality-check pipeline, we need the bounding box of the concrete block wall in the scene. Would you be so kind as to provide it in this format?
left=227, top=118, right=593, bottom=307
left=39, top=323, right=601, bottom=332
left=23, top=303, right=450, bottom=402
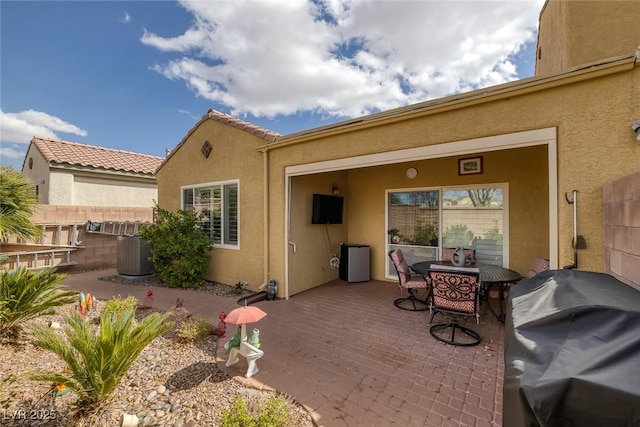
left=603, top=171, right=640, bottom=289
left=32, top=205, right=154, bottom=271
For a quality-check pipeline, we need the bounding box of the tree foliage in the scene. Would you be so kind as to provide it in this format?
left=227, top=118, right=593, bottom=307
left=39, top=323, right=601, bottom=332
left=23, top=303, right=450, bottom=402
left=0, top=166, right=40, bottom=241
left=443, top=224, right=475, bottom=247
left=138, top=205, right=211, bottom=289
left=467, top=189, right=497, bottom=207
left=0, top=267, right=76, bottom=341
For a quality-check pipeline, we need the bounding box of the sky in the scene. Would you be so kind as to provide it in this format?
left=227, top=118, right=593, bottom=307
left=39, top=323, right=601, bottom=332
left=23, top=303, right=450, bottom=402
left=0, top=0, right=545, bottom=170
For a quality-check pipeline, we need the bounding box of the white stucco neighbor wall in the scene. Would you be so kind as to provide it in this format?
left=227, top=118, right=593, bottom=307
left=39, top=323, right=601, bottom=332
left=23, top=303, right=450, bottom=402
left=22, top=146, right=52, bottom=204
left=47, top=171, right=157, bottom=207
left=73, top=175, right=157, bottom=207
left=48, top=171, right=74, bottom=205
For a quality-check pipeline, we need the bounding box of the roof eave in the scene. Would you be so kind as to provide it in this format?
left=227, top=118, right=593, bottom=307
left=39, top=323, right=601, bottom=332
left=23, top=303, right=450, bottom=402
left=49, top=163, right=157, bottom=180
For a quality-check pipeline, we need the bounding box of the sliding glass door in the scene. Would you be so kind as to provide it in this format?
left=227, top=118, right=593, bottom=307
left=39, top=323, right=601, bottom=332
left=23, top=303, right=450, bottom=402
left=387, top=185, right=507, bottom=278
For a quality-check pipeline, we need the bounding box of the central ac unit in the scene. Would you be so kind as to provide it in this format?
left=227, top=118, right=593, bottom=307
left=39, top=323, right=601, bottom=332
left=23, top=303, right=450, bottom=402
left=117, top=236, right=153, bottom=276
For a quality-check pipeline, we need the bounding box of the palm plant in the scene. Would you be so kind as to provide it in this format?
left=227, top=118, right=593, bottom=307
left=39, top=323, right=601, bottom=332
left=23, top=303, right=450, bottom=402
left=0, top=166, right=41, bottom=242
left=0, top=267, right=76, bottom=340
left=29, top=306, right=172, bottom=415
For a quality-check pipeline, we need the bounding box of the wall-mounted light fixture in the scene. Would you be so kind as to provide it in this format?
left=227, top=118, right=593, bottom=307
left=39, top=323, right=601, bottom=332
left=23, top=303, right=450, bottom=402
left=632, top=120, right=640, bottom=142
left=332, top=183, right=339, bottom=195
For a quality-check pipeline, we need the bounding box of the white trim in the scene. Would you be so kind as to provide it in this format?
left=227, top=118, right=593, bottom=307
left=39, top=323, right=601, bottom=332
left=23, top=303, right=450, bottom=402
left=547, top=138, right=558, bottom=269
left=384, top=183, right=510, bottom=279
left=284, top=127, right=559, bottom=297
left=286, top=128, right=556, bottom=176
left=284, top=177, right=292, bottom=299
left=180, top=179, right=240, bottom=250
left=181, top=179, right=240, bottom=189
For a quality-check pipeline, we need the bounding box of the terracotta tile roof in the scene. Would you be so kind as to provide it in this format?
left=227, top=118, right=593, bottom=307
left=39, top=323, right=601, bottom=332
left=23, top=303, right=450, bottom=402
left=30, top=137, right=164, bottom=175
left=203, top=109, right=280, bottom=142
left=156, top=108, right=281, bottom=173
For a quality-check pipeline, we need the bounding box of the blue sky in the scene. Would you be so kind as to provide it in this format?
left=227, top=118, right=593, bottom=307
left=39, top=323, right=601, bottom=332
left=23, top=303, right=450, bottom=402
left=1, top=0, right=545, bottom=170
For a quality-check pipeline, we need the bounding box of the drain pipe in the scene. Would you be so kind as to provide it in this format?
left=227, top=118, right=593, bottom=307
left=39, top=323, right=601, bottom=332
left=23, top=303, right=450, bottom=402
left=260, top=150, right=270, bottom=292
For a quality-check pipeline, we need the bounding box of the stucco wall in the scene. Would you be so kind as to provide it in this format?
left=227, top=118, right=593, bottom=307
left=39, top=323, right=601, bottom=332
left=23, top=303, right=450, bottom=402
left=46, top=170, right=157, bottom=207
left=22, top=145, right=51, bottom=204
left=49, top=171, right=74, bottom=205
left=72, top=175, right=157, bottom=207
left=156, top=119, right=266, bottom=289
left=536, top=0, right=640, bottom=75
left=266, top=66, right=640, bottom=294
left=288, top=172, right=348, bottom=295
left=604, top=171, right=640, bottom=289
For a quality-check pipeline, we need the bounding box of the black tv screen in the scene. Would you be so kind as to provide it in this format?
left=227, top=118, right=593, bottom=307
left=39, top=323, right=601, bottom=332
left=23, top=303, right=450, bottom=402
left=311, top=194, right=344, bottom=224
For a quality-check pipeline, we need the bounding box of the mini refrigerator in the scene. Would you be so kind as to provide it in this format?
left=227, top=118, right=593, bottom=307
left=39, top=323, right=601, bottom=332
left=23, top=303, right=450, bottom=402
left=339, top=244, right=370, bottom=282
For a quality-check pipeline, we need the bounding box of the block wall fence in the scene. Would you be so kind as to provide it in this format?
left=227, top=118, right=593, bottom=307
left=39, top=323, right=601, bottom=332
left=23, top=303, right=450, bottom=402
left=31, top=205, right=154, bottom=271
left=603, top=170, right=640, bottom=289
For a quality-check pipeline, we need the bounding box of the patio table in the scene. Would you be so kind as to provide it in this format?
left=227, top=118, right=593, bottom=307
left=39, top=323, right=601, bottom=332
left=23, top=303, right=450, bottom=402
left=411, top=261, right=522, bottom=323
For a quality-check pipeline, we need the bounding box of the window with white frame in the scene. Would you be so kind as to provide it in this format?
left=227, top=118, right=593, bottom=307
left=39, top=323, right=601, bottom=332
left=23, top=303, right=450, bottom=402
left=183, top=181, right=238, bottom=247
left=387, top=185, right=507, bottom=277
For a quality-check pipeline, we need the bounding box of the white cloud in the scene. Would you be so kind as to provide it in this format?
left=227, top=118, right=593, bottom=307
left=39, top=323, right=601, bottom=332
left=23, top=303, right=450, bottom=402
left=0, top=109, right=88, bottom=145
left=177, top=108, right=199, bottom=120
left=0, top=146, right=25, bottom=160
left=121, top=11, right=132, bottom=23
left=141, top=0, right=545, bottom=119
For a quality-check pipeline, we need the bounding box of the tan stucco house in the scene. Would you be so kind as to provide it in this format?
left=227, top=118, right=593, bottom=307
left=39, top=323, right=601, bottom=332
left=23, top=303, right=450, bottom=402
left=156, top=0, right=640, bottom=297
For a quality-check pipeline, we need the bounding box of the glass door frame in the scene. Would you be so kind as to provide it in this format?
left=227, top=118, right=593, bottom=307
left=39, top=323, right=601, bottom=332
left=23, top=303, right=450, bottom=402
left=385, top=183, right=509, bottom=279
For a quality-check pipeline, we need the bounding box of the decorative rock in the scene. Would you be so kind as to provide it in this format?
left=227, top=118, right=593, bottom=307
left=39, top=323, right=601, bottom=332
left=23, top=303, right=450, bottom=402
left=146, top=390, right=157, bottom=401
left=156, top=385, right=167, bottom=394
left=165, top=307, right=192, bottom=323
left=142, top=414, right=155, bottom=426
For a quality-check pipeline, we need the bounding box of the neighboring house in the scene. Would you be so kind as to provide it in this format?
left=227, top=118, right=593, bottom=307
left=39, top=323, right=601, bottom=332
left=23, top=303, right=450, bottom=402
left=22, top=136, right=163, bottom=207
left=2, top=137, right=162, bottom=271
left=156, top=0, right=640, bottom=297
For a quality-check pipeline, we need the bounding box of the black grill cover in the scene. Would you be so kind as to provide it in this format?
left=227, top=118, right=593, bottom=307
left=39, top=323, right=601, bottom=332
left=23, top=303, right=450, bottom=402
left=503, top=269, right=640, bottom=427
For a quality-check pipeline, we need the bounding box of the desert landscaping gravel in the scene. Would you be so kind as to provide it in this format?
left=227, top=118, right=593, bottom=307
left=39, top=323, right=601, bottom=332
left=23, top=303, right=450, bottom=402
left=0, top=281, right=314, bottom=427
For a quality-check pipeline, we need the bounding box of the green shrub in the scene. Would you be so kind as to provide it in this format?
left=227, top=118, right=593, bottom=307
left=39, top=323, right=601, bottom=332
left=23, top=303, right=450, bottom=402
left=409, top=222, right=438, bottom=246
left=29, top=308, right=172, bottom=415
left=138, top=205, right=211, bottom=289
left=234, top=281, right=247, bottom=294
left=484, top=221, right=504, bottom=246
left=443, top=224, right=475, bottom=247
left=0, top=267, right=76, bottom=341
left=220, top=395, right=290, bottom=427
left=221, top=395, right=254, bottom=427
left=255, top=395, right=289, bottom=426
left=177, top=315, right=214, bottom=342
left=101, top=295, right=138, bottom=319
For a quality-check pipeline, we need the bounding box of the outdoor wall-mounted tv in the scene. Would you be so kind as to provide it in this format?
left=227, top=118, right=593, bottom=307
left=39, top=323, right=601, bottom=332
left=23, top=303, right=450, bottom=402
left=311, top=193, right=344, bottom=224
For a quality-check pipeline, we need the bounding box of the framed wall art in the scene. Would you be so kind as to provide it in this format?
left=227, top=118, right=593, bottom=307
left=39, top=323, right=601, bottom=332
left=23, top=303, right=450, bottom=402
left=458, top=156, right=483, bottom=175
